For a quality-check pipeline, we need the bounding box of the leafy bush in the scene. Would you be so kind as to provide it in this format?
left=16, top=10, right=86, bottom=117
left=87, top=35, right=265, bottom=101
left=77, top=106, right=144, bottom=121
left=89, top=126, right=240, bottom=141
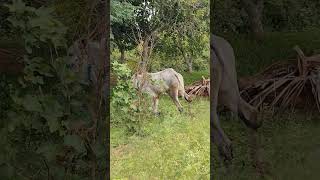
left=111, top=62, right=136, bottom=123
left=111, top=61, right=151, bottom=134
left=1, top=1, right=106, bottom=179
left=213, top=0, right=320, bottom=34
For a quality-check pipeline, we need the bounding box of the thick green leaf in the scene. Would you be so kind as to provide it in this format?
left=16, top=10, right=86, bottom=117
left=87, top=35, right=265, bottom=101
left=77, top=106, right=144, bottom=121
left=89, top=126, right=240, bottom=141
left=45, top=115, right=60, bottom=133
left=7, top=111, right=22, bottom=132
left=36, top=142, right=59, bottom=162
left=0, top=164, right=14, bottom=179
left=22, top=95, right=42, bottom=112
left=64, top=135, right=86, bottom=153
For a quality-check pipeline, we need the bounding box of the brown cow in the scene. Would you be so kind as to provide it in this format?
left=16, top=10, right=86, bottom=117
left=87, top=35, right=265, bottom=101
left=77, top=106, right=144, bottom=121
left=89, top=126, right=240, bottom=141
left=211, top=34, right=262, bottom=164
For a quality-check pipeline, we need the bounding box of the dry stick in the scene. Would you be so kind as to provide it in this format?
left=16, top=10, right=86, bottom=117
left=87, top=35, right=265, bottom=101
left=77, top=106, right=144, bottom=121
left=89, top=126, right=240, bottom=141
left=294, top=45, right=307, bottom=76
left=249, top=71, right=295, bottom=104
left=189, top=86, right=201, bottom=94
left=242, top=47, right=320, bottom=113
left=291, top=80, right=307, bottom=110
left=271, top=78, right=301, bottom=107
left=282, top=79, right=303, bottom=106
left=250, top=78, right=292, bottom=107
left=274, top=80, right=303, bottom=114
left=281, top=80, right=304, bottom=108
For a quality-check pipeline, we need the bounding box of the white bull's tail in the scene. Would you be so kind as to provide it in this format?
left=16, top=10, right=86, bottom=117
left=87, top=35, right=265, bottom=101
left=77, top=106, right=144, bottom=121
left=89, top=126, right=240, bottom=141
left=173, top=73, right=192, bottom=102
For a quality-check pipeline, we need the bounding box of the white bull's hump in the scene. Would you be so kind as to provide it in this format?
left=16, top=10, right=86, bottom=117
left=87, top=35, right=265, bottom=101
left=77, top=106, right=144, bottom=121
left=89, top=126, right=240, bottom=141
left=148, top=68, right=185, bottom=90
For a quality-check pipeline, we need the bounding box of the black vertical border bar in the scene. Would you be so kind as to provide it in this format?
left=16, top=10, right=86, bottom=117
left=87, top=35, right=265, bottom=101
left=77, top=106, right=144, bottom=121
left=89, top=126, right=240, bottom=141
left=106, top=0, right=111, bottom=179
left=210, top=0, right=216, bottom=179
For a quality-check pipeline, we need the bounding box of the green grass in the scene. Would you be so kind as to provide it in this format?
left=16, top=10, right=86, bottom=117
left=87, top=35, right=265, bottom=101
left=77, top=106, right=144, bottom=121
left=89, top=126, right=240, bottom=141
left=111, top=97, right=210, bottom=179
left=213, top=112, right=320, bottom=180
left=181, top=70, right=209, bottom=85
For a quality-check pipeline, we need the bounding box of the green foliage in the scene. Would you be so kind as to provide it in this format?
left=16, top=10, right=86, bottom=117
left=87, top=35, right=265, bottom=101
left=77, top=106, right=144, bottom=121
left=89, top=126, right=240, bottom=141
left=0, top=0, right=12, bottom=35
left=263, top=0, right=320, bottom=31
left=111, top=0, right=136, bottom=24
left=1, top=1, right=105, bottom=179
left=110, top=0, right=138, bottom=53
left=111, top=61, right=143, bottom=132
left=213, top=0, right=320, bottom=34
left=110, top=0, right=209, bottom=72
left=53, top=0, right=89, bottom=40
left=6, top=0, right=67, bottom=53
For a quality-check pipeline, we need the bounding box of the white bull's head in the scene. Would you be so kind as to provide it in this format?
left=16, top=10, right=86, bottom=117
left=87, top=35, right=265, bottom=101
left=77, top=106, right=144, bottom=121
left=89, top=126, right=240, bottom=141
left=131, top=72, right=144, bottom=90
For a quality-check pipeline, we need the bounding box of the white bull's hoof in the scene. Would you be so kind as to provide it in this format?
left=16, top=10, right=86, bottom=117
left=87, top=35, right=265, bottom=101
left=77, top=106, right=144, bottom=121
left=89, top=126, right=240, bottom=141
left=218, top=142, right=233, bottom=165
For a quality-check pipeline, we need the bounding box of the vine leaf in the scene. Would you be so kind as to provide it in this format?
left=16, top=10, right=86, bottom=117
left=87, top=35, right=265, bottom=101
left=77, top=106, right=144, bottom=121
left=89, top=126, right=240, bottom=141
left=64, top=135, right=86, bottom=153
left=36, top=142, right=58, bottom=162
left=22, top=95, right=42, bottom=112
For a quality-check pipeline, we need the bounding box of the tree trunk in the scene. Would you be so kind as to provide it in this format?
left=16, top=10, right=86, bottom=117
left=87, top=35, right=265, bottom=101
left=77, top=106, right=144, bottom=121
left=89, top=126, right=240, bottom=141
left=139, top=32, right=156, bottom=72
left=120, top=48, right=125, bottom=63
left=178, top=45, right=193, bottom=73
left=93, top=0, right=109, bottom=179
left=187, top=57, right=193, bottom=73
left=242, top=0, right=264, bottom=40
left=140, top=38, right=149, bottom=71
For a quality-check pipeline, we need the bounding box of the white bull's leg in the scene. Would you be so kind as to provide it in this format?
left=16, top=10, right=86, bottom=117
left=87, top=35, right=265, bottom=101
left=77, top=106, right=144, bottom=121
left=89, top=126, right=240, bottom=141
left=212, top=101, right=233, bottom=164
left=152, top=96, right=160, bottom=115
left=211, top=55, right=233, bottom=164
left=238, top=98, right=262, bottom=129
left=170, top=88, right=183, bottom=112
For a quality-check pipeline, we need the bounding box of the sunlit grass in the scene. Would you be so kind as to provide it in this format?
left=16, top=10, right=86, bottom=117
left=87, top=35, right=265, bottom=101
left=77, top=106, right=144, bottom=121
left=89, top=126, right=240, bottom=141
left=111, top=97, right=210, bottom=179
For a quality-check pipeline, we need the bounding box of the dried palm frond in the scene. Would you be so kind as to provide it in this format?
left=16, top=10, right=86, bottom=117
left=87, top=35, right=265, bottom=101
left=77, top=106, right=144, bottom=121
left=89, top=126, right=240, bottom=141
left=239, top=46, right=320, bottom=113
left=185, top=76, right=210, bottom=97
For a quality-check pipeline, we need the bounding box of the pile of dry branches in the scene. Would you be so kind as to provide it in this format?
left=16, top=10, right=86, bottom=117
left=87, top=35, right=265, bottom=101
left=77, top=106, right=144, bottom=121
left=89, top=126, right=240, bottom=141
left=239, top=46, right=320, bottom=113
left=186, top=76, right=210, bottom=96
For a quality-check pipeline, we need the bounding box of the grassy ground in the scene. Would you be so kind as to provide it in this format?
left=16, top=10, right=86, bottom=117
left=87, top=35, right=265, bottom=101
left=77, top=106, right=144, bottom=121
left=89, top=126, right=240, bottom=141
left=111, top=97, right=210, bottom=179
left=213, top=111, right=320, bottom=180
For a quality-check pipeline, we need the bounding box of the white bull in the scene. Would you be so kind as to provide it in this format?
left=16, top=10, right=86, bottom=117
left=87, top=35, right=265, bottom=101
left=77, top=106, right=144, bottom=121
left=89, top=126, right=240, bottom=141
left=132, top=68, right=192, bottom=114
left=211, top=34, right=262, bottom=164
